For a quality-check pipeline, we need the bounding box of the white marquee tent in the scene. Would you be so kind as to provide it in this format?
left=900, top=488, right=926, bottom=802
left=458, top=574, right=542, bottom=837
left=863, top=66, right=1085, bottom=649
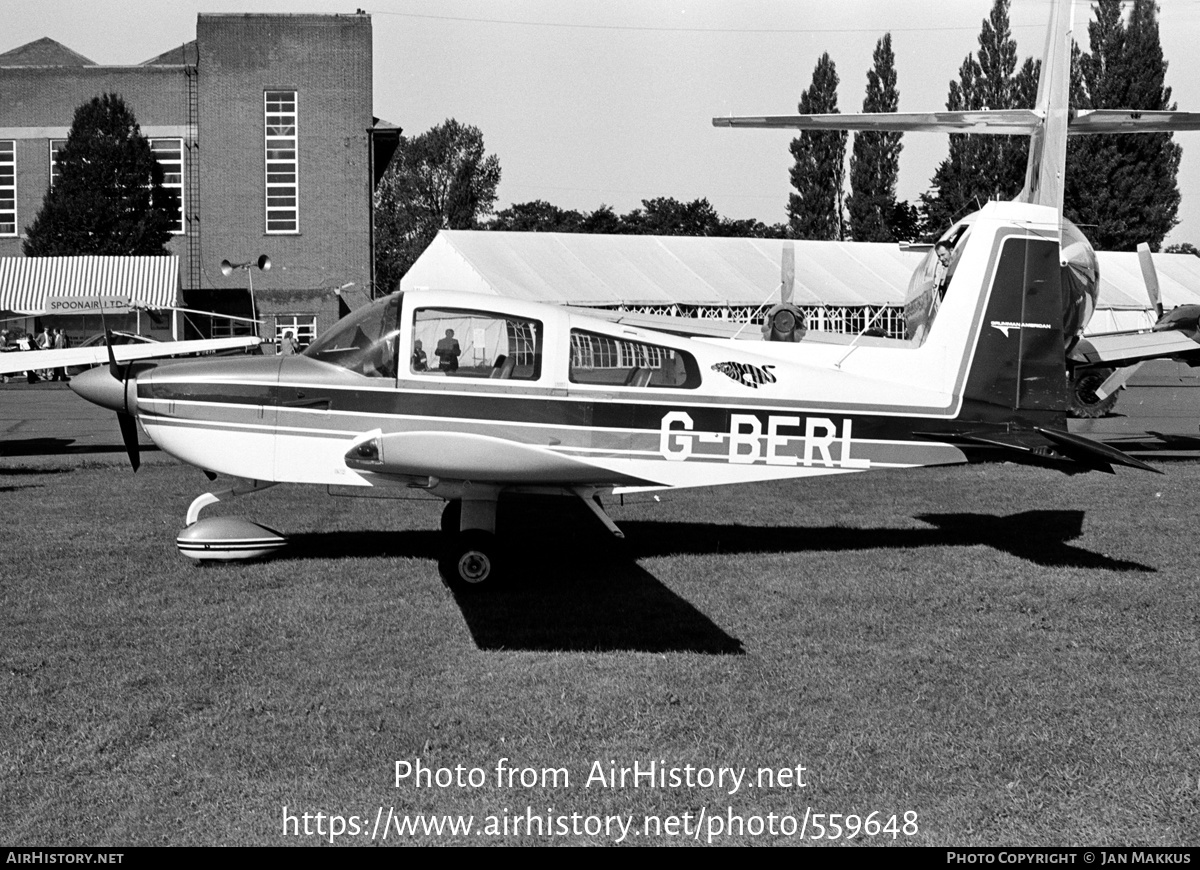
left=402, top=231, right=1200, bottom=336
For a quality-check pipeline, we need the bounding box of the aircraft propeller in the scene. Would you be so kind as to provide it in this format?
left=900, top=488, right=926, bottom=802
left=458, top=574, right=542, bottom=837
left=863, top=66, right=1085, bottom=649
left=1137, top=243, right=1165, bottom=322
left=96, top=305, right=141, bottom=471
left=761, top=241, right=805, bottom=342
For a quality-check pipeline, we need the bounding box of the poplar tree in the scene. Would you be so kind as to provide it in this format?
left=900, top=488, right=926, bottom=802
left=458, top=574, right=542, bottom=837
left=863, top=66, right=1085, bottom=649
left=920, top=0, right=1037, bottom=233
left=1065, top=0, right=1181, bottom=251
left=788, top=53, right=846, bottom=240
left=23, top=93, right=176, bottom=256
left=847, top=34, right=902, bottom=242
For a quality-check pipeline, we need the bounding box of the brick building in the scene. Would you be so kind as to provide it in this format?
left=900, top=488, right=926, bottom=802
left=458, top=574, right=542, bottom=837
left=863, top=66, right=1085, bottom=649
left=0, top=13, right=398, bottom=346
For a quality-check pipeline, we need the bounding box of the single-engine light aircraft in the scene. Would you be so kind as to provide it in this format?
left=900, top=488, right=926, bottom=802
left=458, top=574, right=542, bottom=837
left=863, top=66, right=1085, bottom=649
left=70, top=0, right=1187, bottom=588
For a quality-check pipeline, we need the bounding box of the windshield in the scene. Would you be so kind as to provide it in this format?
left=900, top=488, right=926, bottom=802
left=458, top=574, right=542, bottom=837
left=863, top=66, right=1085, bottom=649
left=304, top=293, right=402, bottom=377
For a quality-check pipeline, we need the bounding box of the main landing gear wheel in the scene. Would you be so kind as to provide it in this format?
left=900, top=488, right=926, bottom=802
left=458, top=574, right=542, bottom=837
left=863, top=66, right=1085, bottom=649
left=439, top=529, right=502, bottom=591
left=1069, top=368, right=1118, bottom=418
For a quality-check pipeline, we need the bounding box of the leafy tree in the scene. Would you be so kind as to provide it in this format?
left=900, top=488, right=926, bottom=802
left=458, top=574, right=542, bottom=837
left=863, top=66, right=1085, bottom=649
left=23, top=93, right=177, bottom=256
left=490, top=200, right=584, bottom=232
left=1164, top=242, right=1200, bottom=257
left=920, top=0, right=1038, bottom=233
left=847, top=34, right=902, bottom=242
left=1065, top=0, right=1181, bottom=251
left=619, top=197, right=724, bottom=236
left=374, top=119, right=501, bottom=291
left=888, top=201, right=924, bottom=242
left=788, top=53, right=846, bottom=240
left=579, top=204, right=624, bottom=234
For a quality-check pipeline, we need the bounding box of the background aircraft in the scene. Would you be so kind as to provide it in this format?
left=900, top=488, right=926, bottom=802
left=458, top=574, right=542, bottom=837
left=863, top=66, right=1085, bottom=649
left=69, top=0, right=1166, bottom=591
left=713, top=0, right=1200, bottom=420
left=0, top=335, right=260, bottom=380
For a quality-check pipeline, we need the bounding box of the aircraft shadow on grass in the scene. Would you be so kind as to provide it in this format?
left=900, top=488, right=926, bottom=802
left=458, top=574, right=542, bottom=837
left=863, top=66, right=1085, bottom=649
left=0, top=464, right=76, bottom=492
left=277, top=507, right=1147, bottom=653
left=620, top=509, right=1152, bottom=573
left=283, top=528, right=744, bottom=655
left=0, top=438, right=157, bottom=458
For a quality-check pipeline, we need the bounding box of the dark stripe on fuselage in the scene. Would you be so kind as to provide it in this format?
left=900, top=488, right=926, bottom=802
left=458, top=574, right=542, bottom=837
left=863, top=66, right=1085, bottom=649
left=140, top=380, right=1049, bottom=443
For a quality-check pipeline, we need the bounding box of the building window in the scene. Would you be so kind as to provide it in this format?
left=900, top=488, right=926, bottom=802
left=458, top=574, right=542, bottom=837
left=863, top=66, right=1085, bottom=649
left=273, top=315, right=317, bottom=350
left=49, top=139, right=65, bottom=187
left=149, top=138, right=184, bottom=234
left=0, top=142, right=15, bottom=236
left=264, top=91, right=298, bottom=233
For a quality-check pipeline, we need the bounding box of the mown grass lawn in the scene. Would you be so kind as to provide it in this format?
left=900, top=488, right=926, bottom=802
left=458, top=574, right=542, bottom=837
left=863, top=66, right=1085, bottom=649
left=1, top=454, right=1197, bottom=846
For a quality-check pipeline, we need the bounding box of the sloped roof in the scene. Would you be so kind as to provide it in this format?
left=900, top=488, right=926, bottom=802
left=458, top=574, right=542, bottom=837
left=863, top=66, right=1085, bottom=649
left=402, top=230, right=1200, bottom=315
left=141, top=40, right=197, bottom=66
left=0, top=257, right=179, bottom=315
left=0, top=37, right=95, bottom=67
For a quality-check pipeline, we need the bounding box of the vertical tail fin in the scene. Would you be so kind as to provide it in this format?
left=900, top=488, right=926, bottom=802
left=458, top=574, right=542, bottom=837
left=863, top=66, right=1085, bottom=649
left=1017, top=0, right=1074, bottom=210
left=961, top=233, right=1067, bottom=419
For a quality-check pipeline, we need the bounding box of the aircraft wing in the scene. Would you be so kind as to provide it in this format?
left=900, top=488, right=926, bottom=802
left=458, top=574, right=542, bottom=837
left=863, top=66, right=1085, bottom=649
left=0, top=336, right=261, bottom=375
left=1069, top=329, right=1200, bottom=368
left=1069, top=110, right=1200, bottom=134
left=713, top=110, right=1042, bottom=134
left=713, top=109, right=1200, bottom=136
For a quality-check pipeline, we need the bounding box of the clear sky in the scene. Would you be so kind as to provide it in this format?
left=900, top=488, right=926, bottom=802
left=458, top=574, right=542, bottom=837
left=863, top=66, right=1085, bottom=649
left=6, top=0, right=1200, bottom=246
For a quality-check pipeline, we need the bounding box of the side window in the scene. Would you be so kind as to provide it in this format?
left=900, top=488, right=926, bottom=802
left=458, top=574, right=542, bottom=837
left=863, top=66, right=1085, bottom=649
left=569, top=330, right=699, bottom=389
left=412, top=308, right=542, bottom=380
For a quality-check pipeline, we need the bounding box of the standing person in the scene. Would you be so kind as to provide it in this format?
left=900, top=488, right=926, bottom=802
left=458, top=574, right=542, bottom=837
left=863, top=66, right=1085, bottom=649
left=36, top=326, right=51, bottom=380
left=52, top=329, right=69, bottom=381
left=435, top=329, right=461, bottom=373
left=21, top=332, right=40, bottom=383
left=411, top=339, right=428, bottom=372
left=279, top=330, right=299, bottom=356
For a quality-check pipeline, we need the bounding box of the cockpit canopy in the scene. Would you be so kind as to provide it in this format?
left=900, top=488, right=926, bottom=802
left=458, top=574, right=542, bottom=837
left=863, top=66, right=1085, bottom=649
left=304, top=293, right=401, bottom=377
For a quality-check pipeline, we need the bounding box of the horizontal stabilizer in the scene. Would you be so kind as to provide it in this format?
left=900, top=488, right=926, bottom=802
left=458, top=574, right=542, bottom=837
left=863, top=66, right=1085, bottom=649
left=712, top=109, right=1200, bottom=137
left=1069, top=110, right=1200, bottom=134
left=713, top=110, right=1042, bottom=135
left=917, top=427, right=1160, bottom=474
left=1035, top=427, right=1162, bottom=474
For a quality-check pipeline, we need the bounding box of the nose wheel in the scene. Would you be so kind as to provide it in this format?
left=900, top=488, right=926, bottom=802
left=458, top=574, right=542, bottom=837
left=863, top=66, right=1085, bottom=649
left=439, top=529, right=502, bottom=591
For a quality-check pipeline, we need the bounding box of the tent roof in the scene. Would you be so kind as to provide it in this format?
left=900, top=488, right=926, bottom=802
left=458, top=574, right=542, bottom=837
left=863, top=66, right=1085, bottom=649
left=402, top=230, right=1200, bottom=313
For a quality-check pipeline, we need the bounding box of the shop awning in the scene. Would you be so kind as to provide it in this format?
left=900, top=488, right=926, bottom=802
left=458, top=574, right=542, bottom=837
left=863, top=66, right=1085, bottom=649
left=0, top=256, right=179, bottom=315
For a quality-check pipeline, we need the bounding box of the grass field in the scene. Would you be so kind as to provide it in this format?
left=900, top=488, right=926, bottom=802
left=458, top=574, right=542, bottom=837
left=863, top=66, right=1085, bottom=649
left=1, top=452, right=1198, bottom=846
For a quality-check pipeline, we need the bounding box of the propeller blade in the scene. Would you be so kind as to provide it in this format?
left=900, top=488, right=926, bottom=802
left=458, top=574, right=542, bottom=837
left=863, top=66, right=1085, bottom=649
left=117, top=411, right=141, bottom=472
left=1137, top=243, right=1165, bottom=321
left=780, top=241, right=795, bottom=305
